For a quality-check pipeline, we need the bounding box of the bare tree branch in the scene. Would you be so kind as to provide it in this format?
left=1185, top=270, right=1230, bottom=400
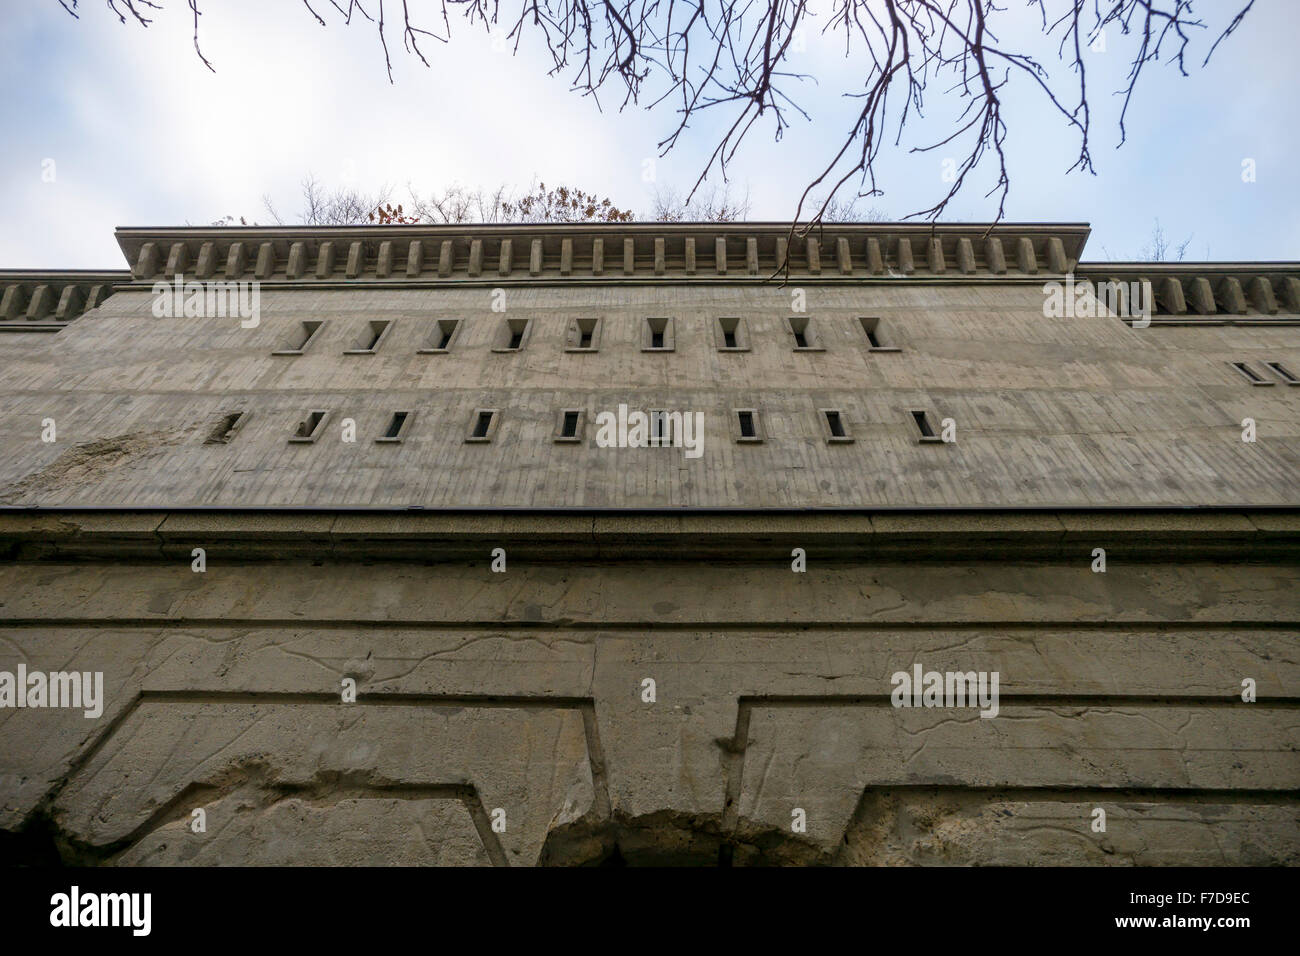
left=66, top=0, right=1256, bottom=228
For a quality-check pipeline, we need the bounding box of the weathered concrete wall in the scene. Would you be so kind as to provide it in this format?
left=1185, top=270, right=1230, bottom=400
left=2, top=554, right=1295, bottom=866
left=0, top=224, right=1296, bottom=866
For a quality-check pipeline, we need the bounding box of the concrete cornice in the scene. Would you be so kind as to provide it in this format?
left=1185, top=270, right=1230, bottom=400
left=113, top=222, right=1094, bottom=284
left=0, top=270, right=126, bottom=330
left=1074, top=262, right=1300, bottom=318
left=2, top=508, right=1296, bottom=562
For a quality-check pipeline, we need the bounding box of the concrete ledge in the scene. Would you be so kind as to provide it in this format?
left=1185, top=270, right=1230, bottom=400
left=0, top=509, right=1296, bottom=563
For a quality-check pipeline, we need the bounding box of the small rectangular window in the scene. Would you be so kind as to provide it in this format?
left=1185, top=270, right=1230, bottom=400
left=345, top=320, right=392, bottom=354
left=644, top=317, right=673, bottom=351
left=648, top=409, right=679, bottom=446
left=1265, top=361, right=1298, bottom=385
left=466, top=409, right=499, bottom=442
left=1231, top=361, right=1273, bottom=385
left=789, top=316, right=822, bottom=350
left=555, top=408, right=584, bottom=442
left=493, top=318, right=530, bottom=352
left=859, top=317, right=900, bottom=352
left=289, top=409, right=329, bottom=443
left=205, top=410, right=249, bottom=444
left=566, top=317, right=601, bottom=351
left=273, top=320, right=324, bottom=355
left=376, top=410, right=412, bottom=443
left=733, top=408, right=762, bottom=443
left=824, top=410, right=854, bottom=444
left=911, top=409, right=943, bottom=443
left=716, top=316, right=747, bottom=351
left=419, top=318, right=461, bottom=353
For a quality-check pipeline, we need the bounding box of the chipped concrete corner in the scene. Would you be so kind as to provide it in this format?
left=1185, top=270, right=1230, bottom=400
left=1, top=223, right=1297, bottom=866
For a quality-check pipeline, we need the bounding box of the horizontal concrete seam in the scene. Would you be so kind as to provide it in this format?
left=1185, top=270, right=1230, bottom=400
left=1, top=619, right=1295, bottom=631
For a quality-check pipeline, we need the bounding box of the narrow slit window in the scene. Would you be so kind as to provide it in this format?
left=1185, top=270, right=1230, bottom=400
left=912, top=410, right=938, bottom=440
left=377, top=411, right=410, bottom=442
left=825, top=410, right=845, bottom=437
left=436, top=319, right=459, bottom=350
left=717, top=316, right=745, bottom=350
left=859, top=316, right=899, bottom=351
left=649, top=409, right=676, bottom=446
left=205, top=410, right=249, bottom=445
left=789, top=316, right=820, bottom=350
left=567, top=317, right=600, bottom=351
left=1231, top=361, right=1272, bottom=385
left=464, top=408, right=500, bottom=442
left=554, top=409, right=584, bottom=443
left=1265, top=361, right=1299, bottom=384
left=419, top=319, right=460, bottom=353
left=275, top=320, right=323, bottom=355
left=495, top=318, right=530, bottom=352
left=645, top=316, right=672, bottom=351
left=738, top=411, right=755, bottom=438
left=346, top=319, right=392, bottom=354
left=290, top=410, right=329, bottom=443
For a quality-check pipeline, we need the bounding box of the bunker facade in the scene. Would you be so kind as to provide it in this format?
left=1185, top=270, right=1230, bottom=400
left=0, top=222, right=1297, bottom=865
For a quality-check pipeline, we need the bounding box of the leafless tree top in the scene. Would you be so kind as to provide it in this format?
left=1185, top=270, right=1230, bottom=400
left=63, top=0, right=1255, bottom=231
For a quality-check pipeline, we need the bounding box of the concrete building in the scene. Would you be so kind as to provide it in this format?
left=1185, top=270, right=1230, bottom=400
left=0, top=222, right=1296, bottom=866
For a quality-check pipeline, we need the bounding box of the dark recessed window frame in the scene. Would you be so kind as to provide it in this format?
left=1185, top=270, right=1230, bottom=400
left=205, top=410, right=251, bottom=445
left=418, top=318, right=462, bottom=354
left=344, top=319, right=395, bottom=355
left=910, top=409, right=944, bottom=443
left=715, top=316, right=750, bottom=352
left=554, top=408, right=585, bottom=443
left=491, top=317, right=532, bottom=353
left=819, top=408, right=853, bottom=443
left=1230, top=361, right=1274, bottom=386
left=466, top=408, right=501, bottom=442
left=1264, top=361, right=1298, bottom=385
left=859, top=316, right=901, bottom=353
left=642, top=316, right=675, bottom=352
left=272, top=319, right=326, bottom=356
left=289, top=409, right=331, bottom=444
left=565, top=317, right=603, bottom=352
left=787, top=316, right=824, bottom=352
left=376, top=410, right=414, bottom=443
left=733, top=408, right=763, bottom=443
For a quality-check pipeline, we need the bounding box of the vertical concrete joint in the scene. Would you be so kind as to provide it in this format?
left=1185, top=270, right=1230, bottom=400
left=376, top=240, right=394, bottom=278
left=315, top=241, right=336, bottom=279
left=1016, top=237, right=1037, bottom=274
left=135, top=242, right=160, bottom=279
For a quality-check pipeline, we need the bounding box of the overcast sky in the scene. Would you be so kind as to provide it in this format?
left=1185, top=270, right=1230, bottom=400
left=3, top=0, right=1296, bottom=268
